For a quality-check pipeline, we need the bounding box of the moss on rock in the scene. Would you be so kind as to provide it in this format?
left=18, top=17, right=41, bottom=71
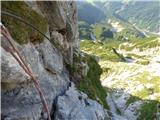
left=137, top=100, right=159, bottom=120
left=78, top=54, right=109, bottom=109
left=1, top=1, right=47, bottom=44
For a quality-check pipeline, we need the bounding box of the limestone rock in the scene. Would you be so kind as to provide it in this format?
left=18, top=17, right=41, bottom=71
left=1, top=47, right=29, bottom=90
left=37, top=1, right=67, bottom=30
left=1, top=39, right=70, bottom=120
left=37, top=39, right=63, bottom=74
left=37, top=1, right=79, bottom=64
left=54, top=83, right=109, bottom=120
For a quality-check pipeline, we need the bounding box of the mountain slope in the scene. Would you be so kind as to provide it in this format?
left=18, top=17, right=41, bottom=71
left=116, top=1, right=160, bottom=33
left=77, top=1, right=105, bottom=24
left=80, top=37, right=160, bottom=120
left=78, top=1, right=160, bottom=119
left=97, top=1, right=160, bottom=33
left=77, top=1, right=160, bottom=41
left=77, top=1, right=158, bottom=41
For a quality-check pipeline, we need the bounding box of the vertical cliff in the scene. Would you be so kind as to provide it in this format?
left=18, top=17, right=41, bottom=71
left=1, top=1, right=109, bottom=120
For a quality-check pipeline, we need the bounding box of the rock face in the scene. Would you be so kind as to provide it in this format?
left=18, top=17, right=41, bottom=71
left=1, top=1, right=109, bottom=120
left=54, top=83, right=109, bottom=120
left=37, top=1, right=79, bottom=64
left=1, top=38, right=70, bottom=120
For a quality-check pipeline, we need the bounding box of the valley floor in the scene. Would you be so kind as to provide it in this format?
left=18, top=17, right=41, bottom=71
left=81, top=37, right=160, bottom=120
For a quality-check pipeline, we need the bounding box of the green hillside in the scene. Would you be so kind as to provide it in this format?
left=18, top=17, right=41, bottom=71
left=77, top=1, right=160, bottom=119
left=80, top=37, right=160, bottom=120
left=77, top=1, right=159, bottom=41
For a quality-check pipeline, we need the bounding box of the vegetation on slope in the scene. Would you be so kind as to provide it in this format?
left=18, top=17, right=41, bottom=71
left=80, top=37, right=160, bottom=119
left=78, top=54, right=109, bottom=109
left=66, top=52, right=109, bottom=109
left=78, top=18, right=146, bottom=41
left=137, top=100, right=160, bottom=120
left=77, top=1, right=159, bottom=41
left=78, top=21, right=92, bottom=40
left=78, top=1, right=160, bottom=119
